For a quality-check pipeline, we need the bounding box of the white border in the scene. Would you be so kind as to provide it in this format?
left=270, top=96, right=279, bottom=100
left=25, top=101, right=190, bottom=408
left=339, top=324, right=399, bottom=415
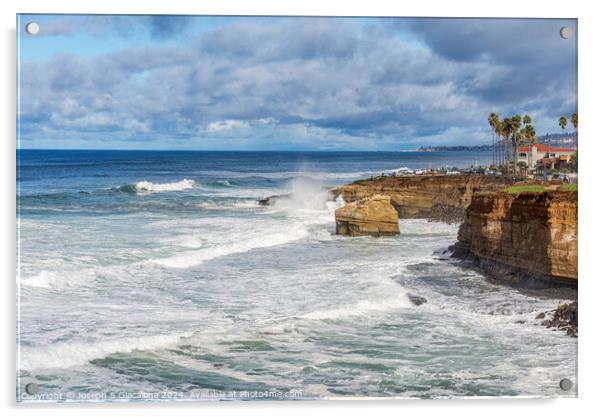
left=3, top=1, right=601, bottom=416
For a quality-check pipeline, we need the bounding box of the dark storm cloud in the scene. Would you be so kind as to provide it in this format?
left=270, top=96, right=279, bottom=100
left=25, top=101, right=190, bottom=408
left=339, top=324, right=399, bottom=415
left=399, top=18, right=577, bottom=111
left=404, top=18, right=576, bottom=63
left=18, top=17, right=578, bottom=150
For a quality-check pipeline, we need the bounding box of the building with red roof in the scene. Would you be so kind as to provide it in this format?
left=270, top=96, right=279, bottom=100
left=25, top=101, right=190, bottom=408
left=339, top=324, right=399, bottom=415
left=516, top=143, right=576, bottom=171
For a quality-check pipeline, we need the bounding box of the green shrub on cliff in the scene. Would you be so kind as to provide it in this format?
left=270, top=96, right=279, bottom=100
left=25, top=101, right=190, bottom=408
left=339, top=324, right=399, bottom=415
left=505, top=184, right=577, bottom=194
left=504, top=184, right=545, bottom=194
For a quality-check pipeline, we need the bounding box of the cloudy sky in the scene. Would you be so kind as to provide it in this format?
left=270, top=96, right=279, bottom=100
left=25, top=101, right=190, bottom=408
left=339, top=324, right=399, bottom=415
left=17, top=15, right=577, bottom=150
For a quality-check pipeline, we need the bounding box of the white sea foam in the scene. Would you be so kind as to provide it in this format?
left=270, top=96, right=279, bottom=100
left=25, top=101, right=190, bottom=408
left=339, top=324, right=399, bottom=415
left=150, top=174, right=336, bottom=269
left=135, top=179, right=195, bottom=193
left=303, top=293, right=413, bottom=321
left=19, top=332, right=193, bottom=370
left=196, top=200, right=258, bottom=210
left=18, top=271, right=58, bottom=289
left=17, top=264, right=96, bottom=290
left=204, top=188, right=287, bottom=199
left=163, top=235, right=205, bottom=248
left=328, top=194, right=346, bottom=210
left=386, top=166, right=413, bottom=175
left=150, top=225, right=309, bottom=268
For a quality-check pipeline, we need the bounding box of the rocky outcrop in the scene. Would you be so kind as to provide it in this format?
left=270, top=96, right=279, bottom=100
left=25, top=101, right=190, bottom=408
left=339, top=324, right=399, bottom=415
left=407, top=293, right=428, bottom=306
left=335, top=195, right=400, bottom=236
left=258, top=195, right=288, bottom=206
left=427, top=204, right=465, bottom=224
left=536, top=301, right=578, bottom=337
left=331, top=175, right=513, bottom=220
left=453, top=191, right=577, bottom=286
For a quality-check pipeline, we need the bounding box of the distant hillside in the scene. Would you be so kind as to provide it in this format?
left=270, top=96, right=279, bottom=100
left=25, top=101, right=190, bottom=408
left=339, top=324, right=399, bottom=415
left=538, top=133, right=578, bottom=147
left=417, top=145, right=492, bottom=152
left=418, top=133, right=577, bottom=152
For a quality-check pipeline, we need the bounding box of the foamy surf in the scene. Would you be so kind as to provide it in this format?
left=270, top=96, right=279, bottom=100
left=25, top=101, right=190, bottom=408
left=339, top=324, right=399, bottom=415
left=18, top=268, right=98, bottom=291
left=150, top=226, right=309, bottom=268
left=18, top=271, right=57, bottom=289
left=19, top=332, right=194, bottom=370
left=302, top=292, right=414, bottom=321
left=18, top=150, right=577, bottom=399
left=134, top=179, right=195, bottom=193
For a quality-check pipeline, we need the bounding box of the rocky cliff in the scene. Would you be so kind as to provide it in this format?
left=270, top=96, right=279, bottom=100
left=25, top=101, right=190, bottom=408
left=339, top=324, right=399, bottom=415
left=453, top=191, right=577, bottom=286
left=331, top=175, right=514, bottom=220
left=335, top=195, right=400, bottom=237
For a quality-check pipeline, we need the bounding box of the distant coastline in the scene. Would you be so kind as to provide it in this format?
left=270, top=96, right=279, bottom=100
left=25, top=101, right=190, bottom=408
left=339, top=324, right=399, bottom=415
left=417, top=132, right=578, bottom=152
left=417, top=145, right=493, bottom=152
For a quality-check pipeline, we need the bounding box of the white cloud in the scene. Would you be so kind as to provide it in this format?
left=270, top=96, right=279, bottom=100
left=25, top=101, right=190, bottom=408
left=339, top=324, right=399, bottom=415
left=18, top=16, right=577, bottom=150
left=206, top=119, right=250, bottom=133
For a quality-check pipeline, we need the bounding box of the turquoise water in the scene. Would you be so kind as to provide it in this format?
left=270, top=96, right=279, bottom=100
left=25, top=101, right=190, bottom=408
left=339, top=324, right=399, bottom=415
left=17, top=150, right=576, bottom=401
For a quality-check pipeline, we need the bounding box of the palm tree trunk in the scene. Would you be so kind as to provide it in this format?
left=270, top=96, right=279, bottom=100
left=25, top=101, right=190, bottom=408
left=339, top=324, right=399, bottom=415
left=513, top=142, right=517, bottom=173
left=492, top=129, right=495, bottom=166
left=498, top=137, right=501, bottom=167
left=497, top=140, right=499, bottom=167
left=497, top=139, right=499, bottom=166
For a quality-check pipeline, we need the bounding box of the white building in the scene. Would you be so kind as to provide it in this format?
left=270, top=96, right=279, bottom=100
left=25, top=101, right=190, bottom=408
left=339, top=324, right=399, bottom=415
left=516, top=144, right=575, bottom=171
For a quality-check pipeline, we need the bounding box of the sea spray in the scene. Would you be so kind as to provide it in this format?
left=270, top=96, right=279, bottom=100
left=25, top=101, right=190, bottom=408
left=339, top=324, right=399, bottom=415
left=276, top=175, right=331, bottom=211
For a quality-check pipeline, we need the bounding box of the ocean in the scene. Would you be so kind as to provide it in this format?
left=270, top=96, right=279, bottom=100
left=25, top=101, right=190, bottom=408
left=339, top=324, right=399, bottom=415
left=16, top=150, right=577, bottom=401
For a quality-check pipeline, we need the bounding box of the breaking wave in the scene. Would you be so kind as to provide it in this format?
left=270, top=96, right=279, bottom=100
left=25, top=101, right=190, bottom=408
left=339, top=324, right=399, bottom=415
left=149, top=225, right=309, bottom=269
left=116, top=179, right=195, bottom=194
left=18, top=271, right=57, bottom=289
left=19, top=332, right=193, bottom=370
left=302, top=292, right=413, bottom=321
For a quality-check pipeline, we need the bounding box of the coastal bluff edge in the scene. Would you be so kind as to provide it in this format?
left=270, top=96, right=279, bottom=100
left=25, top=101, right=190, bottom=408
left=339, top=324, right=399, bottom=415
left=330, top=175, right=577, bottom=287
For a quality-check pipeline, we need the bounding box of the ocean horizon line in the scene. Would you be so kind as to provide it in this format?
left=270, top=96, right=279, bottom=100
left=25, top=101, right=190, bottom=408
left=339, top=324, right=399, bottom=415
left=16, top=148, right=483, bottom=153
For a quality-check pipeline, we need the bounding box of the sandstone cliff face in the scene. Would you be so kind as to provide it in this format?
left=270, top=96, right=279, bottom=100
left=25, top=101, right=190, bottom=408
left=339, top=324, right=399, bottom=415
left=454, top=191, right=577, bottom=285
left=335, top=195, right=400, bottom=236
left=332, top=175, right=513, bottom=219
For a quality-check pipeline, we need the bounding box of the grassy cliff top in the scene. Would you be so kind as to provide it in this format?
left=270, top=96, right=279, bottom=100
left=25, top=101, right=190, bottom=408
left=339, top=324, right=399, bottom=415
left=505, top=183, right=577, bottom=194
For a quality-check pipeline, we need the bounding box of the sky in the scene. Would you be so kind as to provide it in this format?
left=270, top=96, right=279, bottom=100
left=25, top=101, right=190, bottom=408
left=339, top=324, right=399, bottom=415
left=17, top=15, right=578, bottom=151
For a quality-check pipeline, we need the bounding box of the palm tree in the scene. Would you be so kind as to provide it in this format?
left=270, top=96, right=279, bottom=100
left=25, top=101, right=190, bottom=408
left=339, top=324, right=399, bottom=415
left=513, top=129, right=525, bottom=173
left=559, top=115, right=568, bottom=132
left=516, top=133, right=526, bottom=147
left=488, top=112, right=499, bottom=166
left=495, top=120, right=503, bottom=168
left=522, top=124, right=537, bottom=172
left=524, top=124, right=537, bottom=144
left=571, top=112, right=578, bottom=147
left=510, top=114, right=523, bottom=172
left=500, top=118, right=513, bottom=172
left=559, top=116, right=568, bottom=150
left=523, top=114, right=532, bottom=125
left=570, top=113, right=578, bottom=129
